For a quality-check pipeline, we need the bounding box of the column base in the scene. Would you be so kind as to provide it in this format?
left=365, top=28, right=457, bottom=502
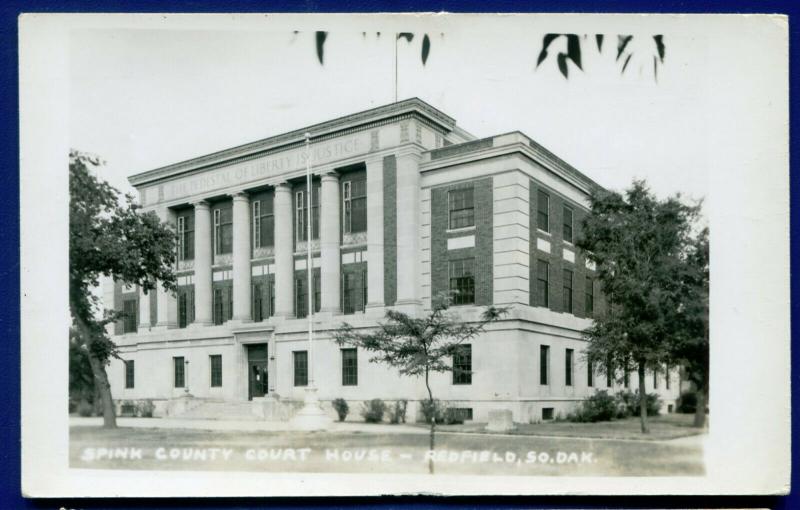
left=364, top=302, right=386, bottom=316
left=153, top=322, right=178, bottom=331
left=188, top=320, right=213, bottom=328
left=289, top=386, right=333, bottom=431
left=392, top=299, right=422, bottom=316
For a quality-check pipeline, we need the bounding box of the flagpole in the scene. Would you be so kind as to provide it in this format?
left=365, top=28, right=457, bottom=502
left=305, top=132, right=314, bottom=387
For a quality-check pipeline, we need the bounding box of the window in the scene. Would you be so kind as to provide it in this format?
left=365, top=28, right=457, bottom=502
left=606, top=356, right=614, bottom=387
left=585, top=277, right=594, bottom=317
left=665, top=365, right=671, bottom=390
left=124, top=360, right=135, bottom=389
left=213, top=205, right=233, bottom=256
left=295, top=186, right=320, bottom=243
left=342, top=269, right=367, bottom=314
left=174, top=357, right=185, bottom=388
left=450, top=408, right=473, bottom=421
left=537, top=190, right=549, bottom=232
left=587, top=360, right=594, bottom=387
left=213, top=285, right=233, bottom=325
left=448, top=187, right=475, bottom=229
left=252, top=200, right=261, bottom=248
left=653, top=367, right=659, bottom=389
left=452, top=344, right=472, bottom=385
left=565, top=348, right=574, bottom=386
left=449, top=258, right=475, bottom=305
left=341, top=348, right=358, bottom=386
left=293, top=351, right=308, bottom=386
left=252, top=279, right=273, bottom=322
left=295, top=277, right=307, bottom=318
left=178, top=287, right=194, bottom=328
left=177, top=212, right=194, bottom=261
left=563, top=269, right=573, bottom=313
left=624, top=368, right=630, bottom=388
left=343, top=178, right=367, bottom=234
left=536, top=259, right=549, bottom=307
left=563, top=206, right=573, bottom=243
left=122, top=298, right=138, bottom=334
left=542, top=407, right=554, bottom=421
left=210, top=355, right=222, bottom=387
left=540, top=345, right=550, bottom=385
left=252, top=195, right=275, bottom=249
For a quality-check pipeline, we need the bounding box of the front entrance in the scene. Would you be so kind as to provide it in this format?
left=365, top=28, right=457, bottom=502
left=247, top=343, right=269, bottom=400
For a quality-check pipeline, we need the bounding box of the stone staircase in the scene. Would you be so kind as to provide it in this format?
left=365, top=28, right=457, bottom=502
left=175, top=399, right=260, bottom=421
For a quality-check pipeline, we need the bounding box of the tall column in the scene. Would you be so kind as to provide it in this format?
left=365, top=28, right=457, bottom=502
left=273, top=183, right=294, bottom=318
left=156, top=207, right=178, bottom=328
left=137, top=286, right=151, bottom=330
left=365, top=157, right=385, bottom=308
left=231, top=192, right=252, bottom=322
left=320, top=172, right=341, bottom=313
left=395, top=151, right=422, bottom=310
left=192, top=200, right=213, bottom=326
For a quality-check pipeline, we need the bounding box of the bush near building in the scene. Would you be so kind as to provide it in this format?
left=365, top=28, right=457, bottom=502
left=568, top=390, right=662, bottom=423
left=388, top=399, right=408, bottom=424
left=332, top=398, right=349, bottom=422
left=360, top=398, right=386, bottom=423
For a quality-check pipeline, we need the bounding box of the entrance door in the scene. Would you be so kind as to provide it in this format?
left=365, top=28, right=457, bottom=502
left=247, top=344, right=269, bottom=400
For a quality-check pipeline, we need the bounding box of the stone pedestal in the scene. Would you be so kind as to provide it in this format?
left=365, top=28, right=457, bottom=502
left=289, top=387, right=334, bottom=430
left=486, top=409, right=516, bottom=432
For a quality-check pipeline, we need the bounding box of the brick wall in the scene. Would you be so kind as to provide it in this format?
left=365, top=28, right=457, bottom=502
left=382, top=155, right=397, bottom=306
left=529, top=180, right=600, bottom=318
left=430, top=177, right=493, bottom=305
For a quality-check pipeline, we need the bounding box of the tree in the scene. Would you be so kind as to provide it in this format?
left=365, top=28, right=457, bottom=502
left=670, top=227, right=709, bottom=427
left=577, top=180, right=702, bottom=433
left=333, top=295, right=508, bottom=474
left=69, top=150, right=177, bottom=428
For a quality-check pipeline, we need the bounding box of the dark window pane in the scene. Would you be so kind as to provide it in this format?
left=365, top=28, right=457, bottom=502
left=536, top=260, right=549, bottom=307
left=537, top=190, right=549, bottom=232
left=449, top=258, right=475, bottom=305
left=563, top=269, right=573, bottom=313
left=453, top=344, right=472, bottom=385
left=123, top=298, right=138, bottom=333
left=448, top=188, right=475, bottom=229
left=124, top=360, right=135, bottom=389
left=587, top=361, right=594, bottom=387
left=341, top=348, right=358, bottom=386
left=210, top=355, right=222, bottom=387
left=174, top=357, right=185, bottom=388
left=540, top=345, right=549, bottom=385
left=293, top=351, right=308, bottom=386
left=585, top=277, right=594, bottom=317
left=565, top=348, right=574, bottom=386
left=563, top=206, right=573, bottom=243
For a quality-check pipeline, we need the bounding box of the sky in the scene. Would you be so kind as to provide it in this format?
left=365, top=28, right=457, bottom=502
left=69, top=15, right=709, bottom=206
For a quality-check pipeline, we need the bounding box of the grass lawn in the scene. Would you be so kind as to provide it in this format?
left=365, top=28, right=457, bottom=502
left=426, top=412, right=705, bottom=441
left=70, top=421, right=704, bottom=476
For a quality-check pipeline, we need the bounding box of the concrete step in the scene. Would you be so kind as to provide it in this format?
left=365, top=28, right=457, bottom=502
left=177, top=400, right=261, bottom=421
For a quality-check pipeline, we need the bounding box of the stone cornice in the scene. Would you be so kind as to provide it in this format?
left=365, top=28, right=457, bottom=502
left=129, top=98, right=457, bottom=188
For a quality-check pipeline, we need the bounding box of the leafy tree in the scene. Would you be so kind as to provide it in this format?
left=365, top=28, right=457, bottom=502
left=333, top=295, right=507, bottom=473
left=670, top=227, right=709, bottom=427
left=577, top=180, right=702, bottom=433
left=70, top=150, right=177, bottom=428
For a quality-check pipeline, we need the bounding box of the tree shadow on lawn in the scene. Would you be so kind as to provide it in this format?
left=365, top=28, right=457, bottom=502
left=425, top=413, right=707, bottom=441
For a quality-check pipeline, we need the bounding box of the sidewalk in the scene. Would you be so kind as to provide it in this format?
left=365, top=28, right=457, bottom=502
left=69, top=416, right=428, bottom=434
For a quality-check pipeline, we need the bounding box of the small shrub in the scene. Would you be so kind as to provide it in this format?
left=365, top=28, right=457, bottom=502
left=136, top=399, right=155, bottom=418
left=77, top=400, right=93, bottom=417
left=569, top=390, right=617, bottom=422
left=443, top=407, right=465, bottom=425
left=360, top=398, right=386, bottom=423
left=388, top=399, right=408, bottom=424
left=332, top=398, right=350, bottom=422
left=615, top=390, right=661, bottom=417
left=677, top=391, right=697, bottom=413
left=420, top=399, right=447, bottom=424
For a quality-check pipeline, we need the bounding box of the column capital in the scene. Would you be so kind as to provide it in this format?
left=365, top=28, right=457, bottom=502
left=191, top=199, right=210, bottom=210
left=275, top=182, right=292, bottom=193
left=320, top=171, right=339, bottom=183
left=396, top=147, right=423, bottom=161
left=230, top=190, right=250, bottom=202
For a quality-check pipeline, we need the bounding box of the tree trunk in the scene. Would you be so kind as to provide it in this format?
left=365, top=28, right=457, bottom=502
left=693, top=384, right=707, bottom=428
left=87, top=348, right=117, bottom=428
left=638, top=362, right=649, bottom=434
left=424, top=367, right=435, bottom=475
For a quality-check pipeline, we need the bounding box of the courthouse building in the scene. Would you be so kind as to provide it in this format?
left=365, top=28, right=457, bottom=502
left=104, top=98, right=680, bottom=422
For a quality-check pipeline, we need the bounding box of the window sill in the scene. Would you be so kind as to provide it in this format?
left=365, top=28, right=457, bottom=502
left=537, top=228, right=551, bottom=237
left=446, top=225, right=476, bottom=235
